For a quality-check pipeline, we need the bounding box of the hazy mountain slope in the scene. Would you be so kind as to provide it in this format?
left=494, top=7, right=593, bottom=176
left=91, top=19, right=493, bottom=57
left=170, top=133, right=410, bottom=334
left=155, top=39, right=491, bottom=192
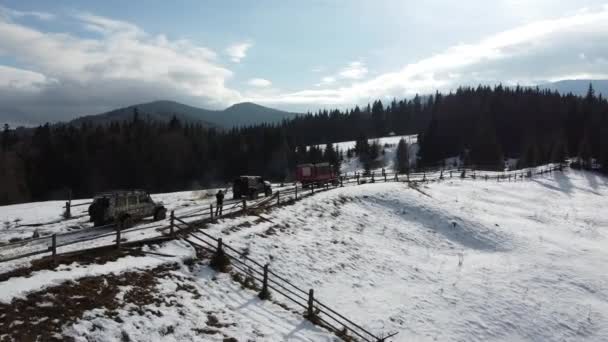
left=0, top=106, right=42, bottom=128
left=220, top=102, right=298, bottom=127
left=69, top=100, right=299, bottom=128
left=69, top=100, right=218, bottom=127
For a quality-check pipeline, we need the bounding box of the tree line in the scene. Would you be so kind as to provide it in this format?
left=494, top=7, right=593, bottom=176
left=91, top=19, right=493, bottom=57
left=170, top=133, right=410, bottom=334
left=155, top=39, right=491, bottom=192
left=417, top=84, right=608, bottom=171
left=1, top=84, right=607, bottom=205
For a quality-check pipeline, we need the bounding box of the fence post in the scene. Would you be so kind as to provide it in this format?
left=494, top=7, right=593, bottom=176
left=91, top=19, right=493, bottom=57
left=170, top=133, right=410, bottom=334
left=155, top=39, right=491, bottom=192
left=307, top=289, right=315, bottom=318
left=450, top=170, right=453, bottom=178
left=371, top=171, right=375, bottom=183
left=277, top=191, right=280, bottom=206
left=295, top=185, right=298, bottom=200
left=170, top=210, right=175, bottom=237
left=66, top=189, right=72, bottom=219
left=340, top=176, right=344, bottom=187
left=51, top=234, right=57, bottom=263
left=311, top=182, right=314, bottom=194
left=384, top=172, right=387, bottom=182
left=209, top=204, right=213, bottom=220
left=116, top=229, right=121, bottom=249
left=242, top=199, right=247, bottom=214
left=259, top=264, right=270, bottom=300
left=356, top=174, right=360, bottom=185
left=64, top=201, right=71, bottom=219
left=209, top=237, right=231, bottom=273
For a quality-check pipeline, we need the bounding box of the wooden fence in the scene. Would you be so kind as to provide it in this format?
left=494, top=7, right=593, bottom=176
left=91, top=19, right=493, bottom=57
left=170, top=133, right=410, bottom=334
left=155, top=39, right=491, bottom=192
left=174, top=216, right=394, bottom=342
left=2, top=163, right=563, bottom=265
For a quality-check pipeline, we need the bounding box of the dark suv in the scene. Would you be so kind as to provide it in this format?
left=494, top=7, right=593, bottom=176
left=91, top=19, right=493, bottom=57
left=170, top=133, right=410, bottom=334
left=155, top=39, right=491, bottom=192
left=232, top=176, right=272, bottom=200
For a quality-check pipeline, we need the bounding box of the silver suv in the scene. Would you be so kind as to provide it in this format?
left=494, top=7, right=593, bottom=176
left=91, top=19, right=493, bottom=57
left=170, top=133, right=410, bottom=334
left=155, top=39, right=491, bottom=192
left=88, top=190, right=167, bottom=228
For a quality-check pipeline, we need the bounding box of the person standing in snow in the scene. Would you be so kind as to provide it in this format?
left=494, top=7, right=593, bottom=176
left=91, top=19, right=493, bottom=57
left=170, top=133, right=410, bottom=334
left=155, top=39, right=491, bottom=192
left=215, top=190, right=224, bottom=216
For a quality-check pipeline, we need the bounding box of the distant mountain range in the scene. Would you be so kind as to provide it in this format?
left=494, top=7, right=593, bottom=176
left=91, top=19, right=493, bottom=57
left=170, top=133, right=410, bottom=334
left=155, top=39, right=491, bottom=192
left=0, top=101, right=299, bottom=129
left=538, top=79, right=608, bottom=97
left=2, top=79, right=607, bottom=128
left=70, top=101, right=297, bottom=128
left=69, top=100, right=299, bottom=129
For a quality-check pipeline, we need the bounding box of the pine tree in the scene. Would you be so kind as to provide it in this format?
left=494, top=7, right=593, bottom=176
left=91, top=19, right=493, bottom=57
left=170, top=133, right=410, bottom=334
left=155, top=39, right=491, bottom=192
left=395, top=138, right=410, bottom=173
left=520, top=140, right=540, bottom=168
left=132, top=107, right=140, bottom=124
left=371, top=100, right=385, bottom=137
left=324, top=143, right=340, bottom=173
left=599, top=147, right=608, bottom=174
left=550, top=140, right=567, bottom=164
left=578, top=132, right=593, bottom=169
left=469, top=115, right=503, bottom=170
left=1, top=124, right=9, bottom=151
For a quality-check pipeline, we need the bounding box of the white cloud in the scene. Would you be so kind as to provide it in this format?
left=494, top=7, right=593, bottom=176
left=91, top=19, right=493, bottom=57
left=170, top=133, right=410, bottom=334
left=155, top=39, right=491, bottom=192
left=248, top=78, right=272, bottom=87
left=251, top=6, right=608, bottom=106
left=0, top=11, right=241, bottom=119
left=314, top=61, right=368, bottom=87
left=338, top=61, right=368, bottom=79
left=77, top=12, right=142, bottom=37
left=0, top=65, right=51, bottom=90
left=0, top=5, right=55, bottom=21
left=225, top=41, right=252, bottom=63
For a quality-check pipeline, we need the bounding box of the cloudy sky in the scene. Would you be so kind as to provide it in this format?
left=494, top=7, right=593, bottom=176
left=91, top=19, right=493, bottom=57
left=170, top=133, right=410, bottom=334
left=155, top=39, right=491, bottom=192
left=1, top=0, right=608, bottom=122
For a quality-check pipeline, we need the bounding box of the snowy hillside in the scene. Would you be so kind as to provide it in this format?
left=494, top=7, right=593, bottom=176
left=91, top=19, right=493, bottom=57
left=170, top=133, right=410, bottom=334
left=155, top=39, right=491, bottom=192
left=1, top=168, right=607, bottom=341
left=200, top=169, right=608, bottom=341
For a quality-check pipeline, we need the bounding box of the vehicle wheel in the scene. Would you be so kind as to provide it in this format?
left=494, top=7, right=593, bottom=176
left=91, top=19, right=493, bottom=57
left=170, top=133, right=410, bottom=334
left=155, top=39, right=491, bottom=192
left=265, top=188, right=272, bottom=197
left=93, top=219, right=105, bottom=227
left=154, top=207, right=167, bottom=221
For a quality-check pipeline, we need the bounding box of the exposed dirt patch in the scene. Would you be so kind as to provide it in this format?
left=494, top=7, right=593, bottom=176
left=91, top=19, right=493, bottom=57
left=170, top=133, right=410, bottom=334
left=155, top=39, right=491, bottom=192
left=0, top=263, right=179, bottom=342
left=0, top=247, right=143, bottom=283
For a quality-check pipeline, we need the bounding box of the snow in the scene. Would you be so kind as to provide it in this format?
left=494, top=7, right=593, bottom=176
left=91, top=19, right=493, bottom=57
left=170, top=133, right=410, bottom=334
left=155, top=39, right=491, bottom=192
left=0, top=240, right=195, bottom=304
left=1, top=167, right=607, bottom=341
left=201, top=169, right=608, bottom=341
left=0, top=183, right=295, bottom=245
left=311, top=134, right=417, bottom=154
left=63, top=266, right=335, bottom=342
left=318, top=134, right=419, bottom=174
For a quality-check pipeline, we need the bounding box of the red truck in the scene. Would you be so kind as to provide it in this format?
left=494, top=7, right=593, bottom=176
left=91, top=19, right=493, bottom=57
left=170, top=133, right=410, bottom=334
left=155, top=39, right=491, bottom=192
left=296, top=162, right=338, bottom=187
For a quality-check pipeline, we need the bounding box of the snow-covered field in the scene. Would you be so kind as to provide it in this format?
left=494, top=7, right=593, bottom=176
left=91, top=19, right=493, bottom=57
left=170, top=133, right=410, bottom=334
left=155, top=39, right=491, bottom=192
left=1, top=168, right=606, bottom=341
left=0, top=240, right=336, bottom=341
left=200, top=169, right=608, bottom=341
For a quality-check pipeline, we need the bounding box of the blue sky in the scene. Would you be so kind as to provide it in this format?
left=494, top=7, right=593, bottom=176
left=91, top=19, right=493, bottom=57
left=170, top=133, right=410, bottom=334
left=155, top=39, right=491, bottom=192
left=1, top=0, right=608, bottom=121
